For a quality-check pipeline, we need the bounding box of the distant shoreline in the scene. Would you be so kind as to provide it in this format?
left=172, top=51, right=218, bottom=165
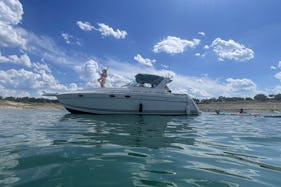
left=0, top=100, right=64, bottom=110
left=1, top=100, right=281, bottom=113
left=198, top=101, right=281, bottom=113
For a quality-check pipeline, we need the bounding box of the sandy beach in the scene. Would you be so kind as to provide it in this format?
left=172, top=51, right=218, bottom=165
left=0, top=100, right=64, bottom=110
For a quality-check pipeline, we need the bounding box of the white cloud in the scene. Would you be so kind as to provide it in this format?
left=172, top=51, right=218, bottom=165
left=198, top=32, right=205, bottom=37
left=0, top=0, right=23, bottom=25
left=153, top=36, right=200, bottom=54
left=0, top=51, right=53, bottom=74
left=274, top=72, right=281, bottom=81
left=134, top=54, right=155, bottom=67
left=61, top=32, right=81, bottom=45
left=76, top=21, right=95, bottom=31
left=75, top=59, right=101, bottom=88
left=225, top=78, right=256, bottom=93
left=32, top=62, right=52, bottom=73
left=0, top=0, right=26, bottom=49
left=270, top=61, right=281, bottom=70
left=160, top=64, right=169, bottom=69
left=0, top=50, right=79, bottom=97
left=204, top=45, right=209, bottom=49
left=76, top=21, right=127, bottom=39
left=270, top=65, right=276, bottom=70
left=273, top=85, right=281, bottom=94
left=168, top=75, right=257, bottom=98
left=194, top=53, right=205, bottom=58
left=0, top=23, right=27, bottom=48
left=211, top=38, right=254, bottom=61
left=97, top=23, right=127, bottom=39
left=0, top=68, right=78, bottom=97
left=0, top=52, right=32, bottom=67
left=61, top=32, right=72, bottom=44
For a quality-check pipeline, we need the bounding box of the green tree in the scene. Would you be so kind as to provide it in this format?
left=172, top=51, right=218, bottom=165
left=254, top=94, right=268, bottom=101
left=274, top=94, right=281, bottom=101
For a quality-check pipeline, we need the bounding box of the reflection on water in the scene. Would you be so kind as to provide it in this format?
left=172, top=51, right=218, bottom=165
left=0, top=110, right=281, bottom=187
left=57, top=114, right=196, bottom=149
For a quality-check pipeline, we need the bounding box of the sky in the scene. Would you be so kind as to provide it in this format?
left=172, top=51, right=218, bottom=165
left=1, top=0, right=281, bottom=98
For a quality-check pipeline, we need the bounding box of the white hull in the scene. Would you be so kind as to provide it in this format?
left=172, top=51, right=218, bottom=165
left=55, top=89, right=200, bottom=115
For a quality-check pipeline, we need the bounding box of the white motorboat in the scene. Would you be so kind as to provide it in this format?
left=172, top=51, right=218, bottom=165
left=43, top=74, right=200, bottom=115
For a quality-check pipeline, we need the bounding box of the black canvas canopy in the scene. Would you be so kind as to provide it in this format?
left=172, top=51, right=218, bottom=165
left=135, top=74, right=164, bottom=86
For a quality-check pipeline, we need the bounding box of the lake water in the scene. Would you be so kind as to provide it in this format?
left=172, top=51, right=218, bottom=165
left=0, top=109, right=281, bottom=187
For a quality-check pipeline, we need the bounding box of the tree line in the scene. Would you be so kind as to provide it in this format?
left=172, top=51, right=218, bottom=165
left=1, top=93, right=281, bottom=104
left=0, top=96, right=58, bottom=103
left=195, top=93, right=281, bottom=104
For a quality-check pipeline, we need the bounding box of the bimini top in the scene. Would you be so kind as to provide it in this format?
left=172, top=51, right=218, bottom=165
left=135, top=74, right=166, bottom=86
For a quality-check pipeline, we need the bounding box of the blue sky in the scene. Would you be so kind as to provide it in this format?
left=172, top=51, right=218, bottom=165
left=1, top=0, right=281, bottom=98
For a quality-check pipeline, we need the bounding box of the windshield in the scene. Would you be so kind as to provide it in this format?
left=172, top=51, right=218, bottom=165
left=122, top=81, right=153, bottom=88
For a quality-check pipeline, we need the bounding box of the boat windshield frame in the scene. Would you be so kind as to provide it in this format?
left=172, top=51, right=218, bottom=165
left=123, top=81, right=154, bottom=88
left=122, top=74, right=172, bottom=90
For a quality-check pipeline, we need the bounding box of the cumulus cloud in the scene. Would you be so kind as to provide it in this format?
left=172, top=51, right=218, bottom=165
left=0, top=23, right=27, bottom=49
left=153, top=36, right=200, bottom=54
left=211, top=38, right=254, bottom=61
left=167, top=75, right=257, bottom=98
left=134, top=54, right=155, bottom=67
left=225, top=78, right=256, bottom=93
left=76, top=21, right=95, bottom=31
left=0, top=50, right=78, bottom=97
left=0, top=0, right=26, bottom=48
left=273, top=85, right=281, bottom=94
left=0, top=52, right=32, bottom=67
left=0, top=51, right=53, bottom=74
left=0, top=68, right=78, bottom=97
left=75, top=59, right=102, bottom=88
left=0, top=0, right=23, bottom=25
left=97, top=23, right=127, bottom=39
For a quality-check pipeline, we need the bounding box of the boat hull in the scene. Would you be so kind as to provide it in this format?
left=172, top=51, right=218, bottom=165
left=56, top=92, right=200, bottom=115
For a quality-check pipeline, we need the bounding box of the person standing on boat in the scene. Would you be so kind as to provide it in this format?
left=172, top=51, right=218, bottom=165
left=98, top=69, right=107, bottom=87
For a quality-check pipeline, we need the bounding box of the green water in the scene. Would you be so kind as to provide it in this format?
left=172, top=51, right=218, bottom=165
left=0, top=109, right=281, bottom=187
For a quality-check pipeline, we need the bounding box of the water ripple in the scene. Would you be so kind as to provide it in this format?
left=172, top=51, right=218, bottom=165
left=1, top=110, right=281, bottom=186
